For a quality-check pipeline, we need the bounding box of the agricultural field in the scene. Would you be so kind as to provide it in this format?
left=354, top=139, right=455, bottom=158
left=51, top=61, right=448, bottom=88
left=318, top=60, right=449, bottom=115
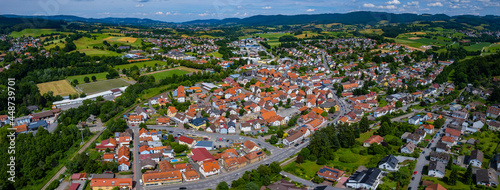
left=240, top=32, right=289, bottom=47
left=66, top=72, right=108, bottom=84
left=360, top=29, right=384, bottom=35
left=295, top=31, right=320, bottom=39
left=77, top=78, right=130, bottom=94
left=10, top=29, right=68, bottom=38
left=37, top=80, right=78, bottom=96
left=114, top=60, right=168, bottom=70
left=393, top=37, right=452, bottom=49
left=207, top=51, right=223, bottom=58
left=146, top=69, right=192, bottom=80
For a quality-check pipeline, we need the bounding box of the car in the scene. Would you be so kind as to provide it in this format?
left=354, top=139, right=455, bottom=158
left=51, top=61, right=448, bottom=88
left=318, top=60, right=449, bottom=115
left=431, top=140, right=434, bottom=142
left=180, top=187, right=187, bottom=190
left=414, top=171, right=417, bottom=175
left=139, top=179, right=143, bottom=185
left=411, top=177, right=415, bottom=181
left=169, top=130, right=174, bottom=133
left=294, top=144, right=299, bottom=147
left=301, top=141, right=304, bottom=144
left=219, top=145, right=222, bottom=148
left=422, top=151, right=425, bottom=154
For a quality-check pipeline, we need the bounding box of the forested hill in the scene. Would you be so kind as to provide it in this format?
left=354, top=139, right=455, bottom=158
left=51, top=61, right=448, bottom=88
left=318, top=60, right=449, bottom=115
left=434, top=52, right=500, bottom=92
left=183, top=12, right=500, bottom=29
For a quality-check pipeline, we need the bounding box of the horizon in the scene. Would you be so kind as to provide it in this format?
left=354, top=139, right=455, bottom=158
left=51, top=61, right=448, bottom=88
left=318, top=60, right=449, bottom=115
left=0, top=0, right=498, bottom=22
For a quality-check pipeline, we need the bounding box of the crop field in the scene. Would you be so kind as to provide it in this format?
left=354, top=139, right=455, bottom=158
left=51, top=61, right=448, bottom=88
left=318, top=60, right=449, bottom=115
left=393, top=37, right=452, bottom=48
left=66, top=72, right=108, bottom=84
left=77, top=78, right=130, bottom=94
left=360, top=29, right=384, bottom=35
left=10, top=29, right=67, bottom=38
left=295, top=31, right=320, bottom=39
left=103, top=36, right=138, bottom=43
left=240, top=32, right=289, bottom=47
left=37, top=80, right=78, bottom=96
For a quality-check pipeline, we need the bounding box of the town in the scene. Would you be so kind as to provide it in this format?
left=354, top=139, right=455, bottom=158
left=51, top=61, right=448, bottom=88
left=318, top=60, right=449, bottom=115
left=0, top=9, right=500, bottom=190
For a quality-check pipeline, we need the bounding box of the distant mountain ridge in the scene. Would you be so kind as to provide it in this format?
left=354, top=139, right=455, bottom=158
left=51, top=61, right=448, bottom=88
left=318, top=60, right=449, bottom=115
left=2, top=11, right=500, bottom=27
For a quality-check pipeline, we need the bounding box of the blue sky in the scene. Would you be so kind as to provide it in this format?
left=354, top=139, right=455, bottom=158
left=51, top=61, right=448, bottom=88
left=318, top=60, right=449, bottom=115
left=0, top=0, right=498, bottom=22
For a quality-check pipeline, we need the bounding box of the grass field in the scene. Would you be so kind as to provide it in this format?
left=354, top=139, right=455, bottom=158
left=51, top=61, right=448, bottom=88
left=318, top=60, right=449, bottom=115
left=147, top=69, right=191, bottom=80
left=66, top=72, right=108, bottom=84
left=10, top=29, right=66, bottom=38
left=77, top=78, right=130, bottom=94
left=114, top=60, right=168, bottom=70
left=394, top=37, right=452, bottom=48
left=360, top=29, right=384, bottom=35
left=240, top=32, right=289, bottom=47
left=463, top=42, right=491, bottom=52
left=207, top=51, right=223, bottom=58
left=37, top=80, right=78, bottom=96
left=71, top=33, right=142, bottom=56
left=295, top=31, right=320, bottom=39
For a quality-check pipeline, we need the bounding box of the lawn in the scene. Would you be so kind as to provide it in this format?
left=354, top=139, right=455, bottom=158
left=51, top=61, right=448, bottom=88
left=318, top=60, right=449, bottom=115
left=421, top=169, right=469, bottom=190
left=75, top=48, right=122, bottom=56
left=10, top=29, right=64, bottom=38
left=148, top=69, right=191, bottom=80
left=207, top=51, right=223, bottom=58
left=114, top=60, right=168, bottom=70
left=394, top=37, right=452, bottom=48
left=356, top=129, right=376, bottom=143
left=462, top=130, right=499, bottom=163
left=37, top=80, right=78, bottom=96
left=77, top=78, right=130, bottom=94
left=66, top=72, right=108, bottom=84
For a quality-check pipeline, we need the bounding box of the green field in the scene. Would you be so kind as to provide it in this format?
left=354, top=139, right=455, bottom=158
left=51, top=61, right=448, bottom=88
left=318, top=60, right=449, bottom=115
left=393, top=37, right=452, bottom=48
left=10, top=29, right=64, bottom=38
left=114, top=60, right=168, bottom=70
left=240, top=32, right=290, bottom=47
left=71, top=33, right=142, bottom=56
left=148, top=69, right=191, bottom=80
left=77, top=78, right=130, bottom=94
left=207, top=51, right=223, bottom=58
left=463, top=42, right=491, bottom=52
left=66, top=72, right=108, bottom=84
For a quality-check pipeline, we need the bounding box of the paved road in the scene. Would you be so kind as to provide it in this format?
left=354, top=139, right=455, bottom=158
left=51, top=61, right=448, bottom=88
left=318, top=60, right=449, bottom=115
left=42, top=129, right=104, bottom=190
left=408, top=118, right=450, bottom=190
left=132, top=126, right=144, bottom=190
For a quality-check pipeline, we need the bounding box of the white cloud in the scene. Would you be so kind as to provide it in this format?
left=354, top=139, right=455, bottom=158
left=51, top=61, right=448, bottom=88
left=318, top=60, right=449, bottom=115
left=306, top=9, right=315, bottom=12
left=407, top=1, right=419, bottom=6
left=165, top=12, right=171, bottom=15
left=155, top=11, right=163, bottom=15
left=427, top=2, right=443, bottom=6
left=135, top=4, right=144, bottom=7
left=386, top=0, right=401, bottom=5
left=450, top=0, right=459, bottom=2
left=198, top=13, right=209, bottom=16
left=263, top=6, right=272, bottom=9
left=377, top=5, right=397, bottom=9
left=363, top=3, right=376, bottom=7
left=449, top=5, right=460, bottom=8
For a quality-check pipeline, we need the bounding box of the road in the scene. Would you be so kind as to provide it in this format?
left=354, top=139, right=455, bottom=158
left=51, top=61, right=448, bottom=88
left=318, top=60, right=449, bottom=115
left=41, top=129, right=104, bottom=190
left=132, top=126, right=144, bottom=190
left=407, top=118, right=451, bottom=190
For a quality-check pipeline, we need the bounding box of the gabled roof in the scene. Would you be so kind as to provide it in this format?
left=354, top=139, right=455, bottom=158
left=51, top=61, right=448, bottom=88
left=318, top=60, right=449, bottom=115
left=178, top=135, right=194, bottom=144
left=191, top=148, right=215, bottom=162
left=379, top=154, right=398, bottom=168
left=364, top=135, right=384, bottom=144
left=428, top=160, right=446, bottom=174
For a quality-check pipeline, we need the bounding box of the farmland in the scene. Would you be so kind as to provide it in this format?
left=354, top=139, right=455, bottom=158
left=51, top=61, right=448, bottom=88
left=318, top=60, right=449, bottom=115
left=114, top=60, right=168, bottom=70
left=463, top=42, right=491, bottom=52
left=240, top=32, right=289, bottom=47
left=37, top=80, right=78, bottom=96
left=71, top=33, right=142, bottom=56
left=66, top=72, right=108, bottom=84
left=76, top=78, right=131, bottom=94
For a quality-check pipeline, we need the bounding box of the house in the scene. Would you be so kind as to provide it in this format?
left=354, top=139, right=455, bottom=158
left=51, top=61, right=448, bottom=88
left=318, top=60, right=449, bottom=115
left=141, top=158, right=156, bottom=170
left=128, top=115, right=144, bottom=124
left=444, top=128, right=461, bottom=141
left=469, top=150, right=483, bottom=168
left=428, top=161, right=446, bottom=178
left=177, top=85, right=186, bottom=103
left=476, top=169, right=499, bottom=187
left=408, top=115, right=423, bottom=125
left=363, top=135, right=384, bottom=147
left=28, top=120, right=48, bottom=130
left=157, top=117, right=170, bottom=125
left=316, top=166, right=345, bottom=181
left=421, top=124, right=434, bottom=134
left=167, top=106, right=178, bottom=117
left=267, top=179, right=308, bottom=190
left=488, top=120, right=500, bottom=131
left=242, top=140, right=261, bottom=153
left=486, top=105, right=500, bottom=118
left=378, top=154, right=399, bottom=171
left=430, top=152, right=450, bottom=164
left=346, top=168, right=382, bottom=190
left=282, top=127, right=309, bottom=146
left=178, top=135, right=196, bottom=148
left=95, top=138, right=117, bottom=152
left=188, top=117, right=208, bottom=130
left=194, top=141, right=213, bottom=151
left=89, top=178, right=132, bottom=190
left=142, top=170, right=183, bottom=186
left=240, top=122, right=252, bottom=132
left=199, top=160, right=220, bottom=177
left=435, top=142, right=449, bottom=153
left=245, top=150, right=266, bottom=163
left=182, top=170, right=200, bottom=182
left=401, top=142, right=416, bottom=154
left=425, top=183, right=447, bottom=190
left=440, top=136, right=455, bottom=147
left=191, top=148, right=215, bottom=163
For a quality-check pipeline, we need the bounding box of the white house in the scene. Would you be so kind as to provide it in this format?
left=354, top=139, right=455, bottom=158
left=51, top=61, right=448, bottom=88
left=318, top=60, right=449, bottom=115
left=378, top=154, right=399, bottom=171
left=428, top=161, right=446, bottom=178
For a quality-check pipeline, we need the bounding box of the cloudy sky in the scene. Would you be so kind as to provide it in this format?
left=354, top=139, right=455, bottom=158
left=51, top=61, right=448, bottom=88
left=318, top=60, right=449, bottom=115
left=0, top=0, right=498, bottom=22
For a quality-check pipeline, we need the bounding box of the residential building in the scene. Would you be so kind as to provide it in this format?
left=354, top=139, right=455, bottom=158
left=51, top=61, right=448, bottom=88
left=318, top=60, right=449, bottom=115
left=199, top=160, right=220, bottom=177
left=378, top=154, right=399, bottom=171
left=89, top=178, right=132, bottom=190
left=363, top=135, right=384, bottom=147
left=316, top=166, right=345, bottom=181
left=401, top=142, right=416, bottom=154
left=428, top=161, right=446, bottom=178
left=469, top=150, right=483, bottom=168
left=142, top=170, right=182, bottom=186
left=476, top=169, right=499, bottom=187
left=346, top=168, right=382, bottom=190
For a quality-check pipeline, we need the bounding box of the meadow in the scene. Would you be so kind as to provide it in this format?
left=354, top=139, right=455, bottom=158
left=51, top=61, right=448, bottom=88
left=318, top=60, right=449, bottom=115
left=147, top=69, right=191, bottom=81
left=71, top=33, right=142, bottom=56
left=37, top=80, right=78, bottom=96
left=77, top=78, right=130, bottom=94
left=66, top=72, right=108, bottom=84
left=113, top=60, right=168, bottom=70
left=10, top=29, right=67, bottom=38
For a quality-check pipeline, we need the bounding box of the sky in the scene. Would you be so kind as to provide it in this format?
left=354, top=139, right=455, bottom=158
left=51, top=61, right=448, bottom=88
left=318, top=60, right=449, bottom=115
left=0, top=0, right=499, bottom=22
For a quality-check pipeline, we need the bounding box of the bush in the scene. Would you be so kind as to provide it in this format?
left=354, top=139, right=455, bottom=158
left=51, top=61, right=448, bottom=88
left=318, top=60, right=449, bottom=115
left=46, top=180, right=60, bottom=190
left=316, top=157, right=327, bottom=165
left=339, top=154, right=357, bottom=163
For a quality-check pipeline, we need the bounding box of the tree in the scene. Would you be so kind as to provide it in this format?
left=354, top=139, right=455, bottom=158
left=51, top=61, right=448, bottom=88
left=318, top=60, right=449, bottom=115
left=378, top=122, right=393, bottom=137
left=434, top=117, right=446, bottom=128
left=269, top=162, right=282, bottom=174
left=312, top=175, right=325, bottom=184
left=277, top=130, right=285, bottom=138
left=464, top=164, right=473, bottom=184
left=139, top=123, right=148, bottom=130
left=317, top=156, right=327, bottom=165
left=245, top=182, right=259, bottom=190
left=298, top=148, right=310, bottom=160
left=72, top=79, right=79, bottom=86
left=446, top=156, right=453, bottom=169
left=91, top=75, right=97, bottom=81
left=216, top=181, right=229, bottom=190
left=328, top=106, right=336, bottom=113
left=84, top=77, right=90, bottom=83
left=359, top=116, right=369, bottom=133
left=269, top=135, right=278, bottom=144
left=296, top=155, right=305, bottom=164
left=448, top=169, right=458, bottom=185
left=239, top=109, right=246, bottom=116
left=396, top=101, right=403, bottom=108
left=321, top=112, right=328, bottom=117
